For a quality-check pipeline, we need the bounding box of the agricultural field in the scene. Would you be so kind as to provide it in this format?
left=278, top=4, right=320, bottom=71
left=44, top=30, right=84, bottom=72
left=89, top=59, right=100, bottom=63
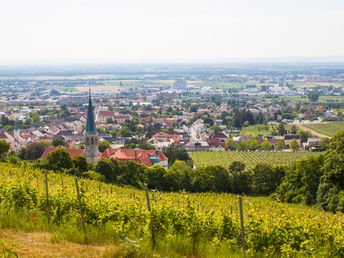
left=279, top=95, right=344, bottom=103
left=190, top=151, right=317, bottom=169
left=0, top=163, right=343, bottom=257
left=239, top=124, right=276, bottom=137
left=302, top=121, right=344, bottom=137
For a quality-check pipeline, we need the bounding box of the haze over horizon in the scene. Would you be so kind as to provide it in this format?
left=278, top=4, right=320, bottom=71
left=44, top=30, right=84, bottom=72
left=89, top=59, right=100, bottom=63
left=1, top=0, right=344, bottom=64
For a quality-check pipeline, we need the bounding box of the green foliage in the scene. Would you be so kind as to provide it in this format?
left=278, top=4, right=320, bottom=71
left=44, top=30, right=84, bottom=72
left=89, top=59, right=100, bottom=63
left=237, top=141, right=248, bottom=151
left=289, top=139, right=300, bottom=151
left=247, top=138, right=259, bottom=150
left=24, top=142, right=47, bottom=160
left=165, top=160, right=192, bottom=191
left=261, top=140, right=272, bottom=150
left=0, top=140, right=10, bottom=160
left=276, top=140, right=286, bottom=150
left=95, top=158, right=114, bottom=182
left=163, top=144, right=190, bottom=166
left=73, top=155, right=88, bottom=173
left=225, top=139, right=237, bottom=150
left=192, top=166, right=230, bottom=192
left=47, top=149, right=73, bottom=172
left=308, top=90, right=319, bottom=102
left=228, top=161, right=251, bottom=194
left=98, top=140, right=111, bottom=153
left=251, top=163, right=285, bottom=194
left=123, top=138, right=155, bottom=150
left=52, top=137, right=66, bottom=147
left=145, top=165, right=167, bottom=191
left=274, top=155, right=324, bottom=205
left=317, top=131, right=344, bottom=212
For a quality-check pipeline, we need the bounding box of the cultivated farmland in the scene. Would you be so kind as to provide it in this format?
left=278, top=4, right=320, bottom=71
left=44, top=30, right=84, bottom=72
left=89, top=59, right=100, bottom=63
left=302, top=122, right=344, bottom=137
left=189, top=151, right=317, bottom=169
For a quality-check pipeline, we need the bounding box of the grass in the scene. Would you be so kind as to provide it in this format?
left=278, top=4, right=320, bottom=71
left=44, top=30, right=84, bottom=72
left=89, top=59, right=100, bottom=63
left=239, top=124, right=276, bottom=137
left=302, top=121, right=344, bottom=137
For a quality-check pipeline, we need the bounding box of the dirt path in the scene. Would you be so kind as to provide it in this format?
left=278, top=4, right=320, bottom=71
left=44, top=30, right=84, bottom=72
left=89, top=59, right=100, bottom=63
left=294, top=124, right=331, bottom=139
left=0, top=229, right=112, bottom=257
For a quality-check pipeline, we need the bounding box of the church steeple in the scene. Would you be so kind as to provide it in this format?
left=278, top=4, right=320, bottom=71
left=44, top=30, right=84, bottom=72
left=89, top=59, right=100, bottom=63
left=85, top=87, right=98, bottom=135
left=83, top=87, right=100, bottom=163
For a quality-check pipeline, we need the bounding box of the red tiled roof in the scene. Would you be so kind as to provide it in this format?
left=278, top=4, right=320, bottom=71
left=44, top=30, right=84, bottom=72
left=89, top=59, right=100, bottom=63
left=101, top=148, right=167, bottom=167
left=41, top=147, right=84, bottom=159
left=98, top=111, right=115, bottom=117
left=154, top=134, right=180, bottom=144
left=206, top=138, right=226, bottom=148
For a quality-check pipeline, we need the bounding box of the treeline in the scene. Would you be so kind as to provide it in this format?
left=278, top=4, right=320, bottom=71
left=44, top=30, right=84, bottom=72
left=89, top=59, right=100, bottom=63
left=95, top=158, right=285, bottom=195
left=273, top=131, right=344, bottom=213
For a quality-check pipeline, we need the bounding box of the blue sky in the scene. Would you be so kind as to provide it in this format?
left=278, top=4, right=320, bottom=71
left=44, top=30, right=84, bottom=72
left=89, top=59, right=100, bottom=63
left=1, top=0, right=344, bottom=63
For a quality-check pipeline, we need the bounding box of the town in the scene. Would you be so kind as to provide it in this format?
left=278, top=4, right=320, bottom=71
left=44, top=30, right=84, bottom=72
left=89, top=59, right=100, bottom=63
left=0, top=63, right=342, bottom=166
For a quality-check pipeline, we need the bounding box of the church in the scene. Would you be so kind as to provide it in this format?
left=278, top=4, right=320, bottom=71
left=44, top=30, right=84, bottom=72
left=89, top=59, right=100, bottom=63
left=41, top=88, right=168, bottom=167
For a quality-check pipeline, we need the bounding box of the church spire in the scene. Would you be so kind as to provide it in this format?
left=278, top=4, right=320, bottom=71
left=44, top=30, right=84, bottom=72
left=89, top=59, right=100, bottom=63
left=83, top=86, right=100, bottom=163
left=85, top=86, right=98, bottom=135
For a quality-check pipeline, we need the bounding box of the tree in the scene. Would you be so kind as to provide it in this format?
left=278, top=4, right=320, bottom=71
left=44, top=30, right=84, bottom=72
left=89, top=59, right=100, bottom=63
left=0, top=140, right=10, bottom=160
left=99, top=141, right=111, bottom=153
left=25, top=142, right=47, bottom=160
left=47, top=149, right=73, bottom=171
left=290, top=125, right=298, bottom=134
left=73, top=155, right=88, bottom=173
left=165, top=160, right=192, bottom=191
left=261, top=140, right=272, bottom=150
left=248, top=138, right=259, bottom=150
left=225, top=139, right=237, bottom=150
left=274, top=155, right=323, bottom=205
left=52, top=137, right=66, bottom=147
left=278, top=123, right=286, bottom=136
left=276, top=140, right=287, bottom=150
left=228, top=161, right=251, bottom=194
left=251, top=163, right=284, bottom=194
left=211, top=124, right=221, bottom=134
left=95, top=158, right=114, bottom=181
left=290, top=139, right=299, bottom=151
left=190, top=105, right=198, bottom=113
left=145, top=165, right=167, bottom=191
left=308, top=90, right=319, bottom=102
left=299, top=130, right=311, bottom=143
left=192, top=165, right=230, bottom=192
left=163, top=144, right=190, bottom=166
left=237, top=141, right=248, bottom=151
left=317, top=131, right=344, bottom=212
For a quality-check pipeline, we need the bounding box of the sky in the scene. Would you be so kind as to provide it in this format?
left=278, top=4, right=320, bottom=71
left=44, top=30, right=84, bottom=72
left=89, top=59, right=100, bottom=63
left=1, top=0, right=344, bottom=64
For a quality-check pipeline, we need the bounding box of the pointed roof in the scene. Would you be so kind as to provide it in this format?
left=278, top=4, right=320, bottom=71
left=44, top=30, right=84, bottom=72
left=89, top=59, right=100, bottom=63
left=14, top=120, right=19, bottom=131
left=85, top=87, right=98, bottom=135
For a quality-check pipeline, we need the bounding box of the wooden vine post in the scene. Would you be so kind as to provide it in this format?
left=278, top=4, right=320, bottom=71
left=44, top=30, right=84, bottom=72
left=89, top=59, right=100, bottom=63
left=238, top=196, right=246, bottom=255
left=74, top=176, right=87, bottom=239
left=144, top=183, right=151, bottom=212
left=44, top=171, right=50, bottom=224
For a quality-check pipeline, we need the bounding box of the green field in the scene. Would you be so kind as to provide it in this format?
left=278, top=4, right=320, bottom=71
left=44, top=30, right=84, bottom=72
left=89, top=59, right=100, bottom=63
left=190, top=151, right=317, bottom=169
left=239, top=124, right=277, bottom=137
left=279, top=95, right=344, bottom=103
left=303, top=121, right=344, bottom=137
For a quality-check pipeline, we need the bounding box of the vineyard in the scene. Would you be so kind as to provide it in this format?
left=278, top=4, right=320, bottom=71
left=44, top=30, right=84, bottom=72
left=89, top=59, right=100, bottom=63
left=190, top=151, right=316, bottom=169
left=1, top=162, right=344, bottom=257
